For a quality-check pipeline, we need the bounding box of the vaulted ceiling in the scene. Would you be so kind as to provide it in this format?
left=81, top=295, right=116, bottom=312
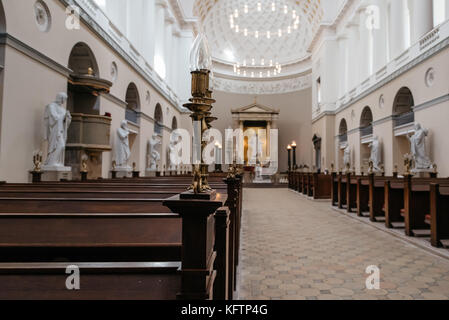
left=193, top=0, right=323, bottom=70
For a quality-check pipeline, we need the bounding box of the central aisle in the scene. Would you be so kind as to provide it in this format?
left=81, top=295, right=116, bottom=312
left=237, top=189, right=449, bottom=300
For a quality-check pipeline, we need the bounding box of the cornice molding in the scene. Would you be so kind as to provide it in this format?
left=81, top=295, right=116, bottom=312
left=212, top=74, right=312, bottom=95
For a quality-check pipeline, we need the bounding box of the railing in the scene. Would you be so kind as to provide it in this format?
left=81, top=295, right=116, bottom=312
left=360, top=125, right=373, bottom=137
left=125, top=109, right=139, bottom=124
left=339, top=133, right=348, bottom=143
left=154, top=122, right=164, bottom=135
left=394, top=112, right=415, bottom=127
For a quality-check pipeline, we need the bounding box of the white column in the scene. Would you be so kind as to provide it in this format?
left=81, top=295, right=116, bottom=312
left=372, top=0, right=388, bottom=71
left=337, top=35, right=349, bottom=98
left=358, top=7, right=373, bottom=80
left=142, top=0, right=156, bottom=67
left=346, top=19, right=360, bottom=90
left=164, top=16, right=174, bottom=85
left=409, top=0, right=434, bottom=43
left=389, top=0, right=410, bottom=59
left=171, top=29, right=180, bottom=92
left=126, top=0, right=144, bottom=51
left=106, top=0, right=127, bottom=34
left=154, top=0, right=167, bottom=78
left=446, top=0, right=449, bottom=20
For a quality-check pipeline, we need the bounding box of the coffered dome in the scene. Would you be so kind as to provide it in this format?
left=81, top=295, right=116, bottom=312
left=193, top=0, right=323, bottom=80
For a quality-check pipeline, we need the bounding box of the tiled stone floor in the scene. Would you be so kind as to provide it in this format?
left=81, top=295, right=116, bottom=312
left=236, top=189, right=449, bottom=300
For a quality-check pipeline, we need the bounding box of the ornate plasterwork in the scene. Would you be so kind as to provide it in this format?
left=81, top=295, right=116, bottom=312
left=193, top=0, right=323, bottom=69
left=212, top=73, right=311, bottom=95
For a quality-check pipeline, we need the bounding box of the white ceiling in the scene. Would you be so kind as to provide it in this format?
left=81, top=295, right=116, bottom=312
left=192, top=0, right=324, bottom=68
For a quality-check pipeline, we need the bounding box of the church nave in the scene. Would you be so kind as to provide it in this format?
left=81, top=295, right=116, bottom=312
left=237, top=189, right=449, bottom=300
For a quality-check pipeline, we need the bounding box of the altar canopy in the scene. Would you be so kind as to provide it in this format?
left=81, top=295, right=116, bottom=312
left=231, top=102, right=279, bottom=165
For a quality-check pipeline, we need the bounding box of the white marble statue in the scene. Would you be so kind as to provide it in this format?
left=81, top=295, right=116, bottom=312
left=168, top=132, right=180, bottom=169
left=368, top=135, right=381, bottom=171
left=408, top=123, right=432, bottom=170
left=43, top=92, right=71, bottom=168
left=343, top=145, right=351, bottom=168
left=148, top=133, right=161, bottom=170
left=114, top=120, right=131, bottom=169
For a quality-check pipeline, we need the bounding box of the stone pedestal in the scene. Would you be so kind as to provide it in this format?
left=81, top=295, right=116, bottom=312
left=114, top=166, right=132, bottom=178
left=42, top=166, right=72, bottom=181
left=145, top=169, right=157, bottom=177
left=411, top=168, right=437, bottom=178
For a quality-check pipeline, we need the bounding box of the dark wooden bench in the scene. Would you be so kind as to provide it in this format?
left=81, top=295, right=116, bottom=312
left=0, top=175, right=243, bottom=300
left=429, top=183, right=449, bottom=248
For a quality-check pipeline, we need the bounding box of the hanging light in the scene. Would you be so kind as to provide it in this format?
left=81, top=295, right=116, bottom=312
left=269, top=59, right=273, bottom=67
left=257, top=2, right=261, bottom=11
left=255, top=30, right=259, bottom=38
left=244, top=28, right=248, bottom=36
left=234, top=9, right=239, bottom=18
left=292, top=10, right=296, bottom=18
left=287, top=26, right=291, bottom=34
left=284, top=5, right=288, bottom=14
left=252, top=58, right=255, bottom=66
left=244, top=4, right=248, bottom=14
left=243, top=70, right=247, bottom=76
left=235, top=25, right=239, bottom=33
left=261, top=58, right=265, bottom=66
left=273, top=69, right=277, bottom=75
left=271, top=2, right=275, bottom=11
left=251, top=71, right=255, bottom=78
left=278, top=29, right=282, bottom=37
left=266, top=31, right=270, bottom=39
left=259, top=71, right=263, bottom=78
left=243, top=59, right=247, bottom=67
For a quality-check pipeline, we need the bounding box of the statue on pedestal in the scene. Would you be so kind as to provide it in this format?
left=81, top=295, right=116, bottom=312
left=408, top=123, right=432, bottom=170
left=43, top=92, right=71, bottom=168
left=147, top=133, right=161, bottom=170
left=368, top=135, right=381, bottom=172
left=114, top=120, right=131, bottom=169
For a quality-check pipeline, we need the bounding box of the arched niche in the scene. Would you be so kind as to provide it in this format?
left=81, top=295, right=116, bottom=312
left=125, top=83, right=140, bottom=124
left=393, top=87, right=415, bottom=126
left=68, top=42, right=99, bottom=76
left=171, top=116, right=178, bottom=130
left=154, top=103, right=163, bottom=135
left=338, top=119, right=348, bottom=169
left=67, top=42, right=101, bottom=115
left=360, top=106, right=373, bottom=136
left=339, top=119, right=348, bottom=138
left=360, top=107, right=374, bottom=168
left=392, top=87, right=415, bottom=173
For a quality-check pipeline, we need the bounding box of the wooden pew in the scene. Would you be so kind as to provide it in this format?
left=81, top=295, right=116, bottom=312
left=429, top=183, right=449, bottom=248
left=0, top=175, right=241, bottom=300
left=331, top=172, right=338, bottom=206
left=312, top=173, right=332, bottom=200
left=369, top=175, right=388, bottom=223
left=346, top=173, right=357, bottom=213
left=356, top=176, right=370, bottom=217
left=384, top=177, right=405, bottom=229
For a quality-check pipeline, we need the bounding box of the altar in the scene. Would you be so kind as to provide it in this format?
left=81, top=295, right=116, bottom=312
left=231, top=101, right=280, bottom=183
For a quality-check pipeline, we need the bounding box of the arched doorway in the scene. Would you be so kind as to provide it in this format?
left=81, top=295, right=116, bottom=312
left=338, top=119, right=348, bottom=169
left=393, top=87, right=415, bottom=173
left=360, top=107, right=374, bottom=168
left=154, top=103, right=163, bottom=135
left=125, top=83, right=140, bottom=124
left=67, top=42, right=100, bottom=115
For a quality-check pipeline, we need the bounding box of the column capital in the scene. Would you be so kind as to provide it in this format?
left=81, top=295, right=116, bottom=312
left=165, top=15, right=175, bottom=25
left=156, top=0, right=168, bottom=9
